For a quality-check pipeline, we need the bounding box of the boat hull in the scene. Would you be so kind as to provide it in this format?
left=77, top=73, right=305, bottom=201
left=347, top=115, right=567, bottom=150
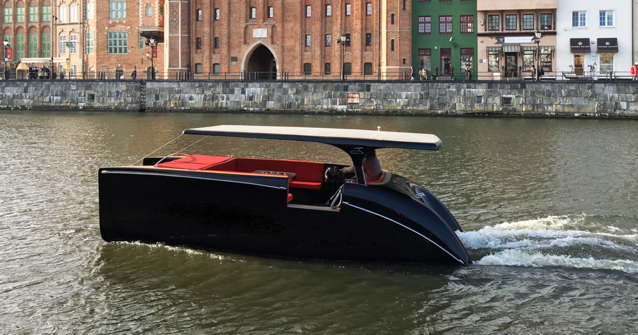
left=99, top=167, right=469, bottom=265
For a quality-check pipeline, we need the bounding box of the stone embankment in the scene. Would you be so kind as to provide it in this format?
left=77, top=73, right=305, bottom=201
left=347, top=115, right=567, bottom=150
left=1, top=80, right=637, bottom=118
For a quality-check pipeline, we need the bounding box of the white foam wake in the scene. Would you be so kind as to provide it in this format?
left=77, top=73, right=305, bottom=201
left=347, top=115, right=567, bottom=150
left=457, top=215, right=636, bottom=251
left=459, top=215, right=638, bottom=274
left=475, top=249, right=638, bottom=274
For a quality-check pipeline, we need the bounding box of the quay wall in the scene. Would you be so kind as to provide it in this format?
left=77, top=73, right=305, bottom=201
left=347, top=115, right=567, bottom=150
left=1, top=80, right=638, bottom=118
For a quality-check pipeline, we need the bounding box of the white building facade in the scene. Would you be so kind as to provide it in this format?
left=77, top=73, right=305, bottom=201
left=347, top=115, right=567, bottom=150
left=556, top=0, right=633, bottom=78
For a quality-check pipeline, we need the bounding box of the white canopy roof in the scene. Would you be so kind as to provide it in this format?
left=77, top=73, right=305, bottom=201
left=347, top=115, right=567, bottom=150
left=183, top=125, right=442, bottom=150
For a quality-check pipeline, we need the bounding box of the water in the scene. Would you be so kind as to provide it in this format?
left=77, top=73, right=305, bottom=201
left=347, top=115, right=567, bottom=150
left=1, top=111, right=637, bottom=334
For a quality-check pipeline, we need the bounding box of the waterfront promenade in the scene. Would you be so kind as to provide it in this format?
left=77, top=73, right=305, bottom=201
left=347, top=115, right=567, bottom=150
left=1, top=80, right=637, bottom=118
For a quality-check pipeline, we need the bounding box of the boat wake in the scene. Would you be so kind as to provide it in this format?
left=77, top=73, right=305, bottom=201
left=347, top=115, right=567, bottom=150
left=457, top=215, right=638, bottom=273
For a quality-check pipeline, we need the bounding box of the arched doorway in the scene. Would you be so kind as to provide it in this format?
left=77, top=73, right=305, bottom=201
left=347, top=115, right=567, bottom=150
left=245, top=44, right=277, bottom=80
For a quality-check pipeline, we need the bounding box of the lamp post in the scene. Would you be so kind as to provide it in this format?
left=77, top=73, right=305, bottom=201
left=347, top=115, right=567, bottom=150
left=532, top=31, right=542, bottom=81
left=3, top=40, right=9, bottom=80
left=337, top=34, right=348, bottom=80
left=146, top=37, right=157, bottom=80
left=51, top=14, right=57, bottom=80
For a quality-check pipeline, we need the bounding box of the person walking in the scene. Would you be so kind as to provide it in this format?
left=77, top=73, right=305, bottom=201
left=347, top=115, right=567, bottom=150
left=630, top=62, right=638, bottom=81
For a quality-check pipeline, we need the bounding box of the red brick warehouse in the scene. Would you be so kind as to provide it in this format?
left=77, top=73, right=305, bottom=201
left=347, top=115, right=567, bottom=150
left=167, top=0, right=413, bottom=79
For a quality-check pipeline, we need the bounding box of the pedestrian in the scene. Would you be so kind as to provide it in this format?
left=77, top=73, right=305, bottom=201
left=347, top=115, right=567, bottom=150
left=464, top=62, right=472, bottom=80
left=131, top=68, right=137, bottom=80
left=419, top=67, right=426, bottom=81
left=537, top=65, right=544, bottom=80
left=630, top=62, right=638, bottom=81
left=530, top=64, right=536, bottom=80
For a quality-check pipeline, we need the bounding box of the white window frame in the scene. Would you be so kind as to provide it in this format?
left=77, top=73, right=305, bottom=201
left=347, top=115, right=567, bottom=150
left=599, top=10, right=614, bottom=27
left=572, top=10, right=586, bottom=27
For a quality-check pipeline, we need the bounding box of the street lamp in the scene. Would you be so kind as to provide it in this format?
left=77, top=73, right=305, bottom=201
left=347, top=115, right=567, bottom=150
left=3, top=40, right=9, bottom=80
left=337, top=34, right=349, bottom=80
left=145, top=37, right=157, bottom=80
left=532, top=31, right=542, bottom=81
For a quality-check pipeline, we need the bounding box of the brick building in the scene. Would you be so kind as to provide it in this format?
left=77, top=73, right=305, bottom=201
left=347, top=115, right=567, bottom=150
left=0, top=0, right=165, bottom=78
left=168, top=0, right=413, bottom=80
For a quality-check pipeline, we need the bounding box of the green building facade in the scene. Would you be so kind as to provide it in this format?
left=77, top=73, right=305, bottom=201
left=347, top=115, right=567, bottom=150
left=412, top=0, right=477, bottom=80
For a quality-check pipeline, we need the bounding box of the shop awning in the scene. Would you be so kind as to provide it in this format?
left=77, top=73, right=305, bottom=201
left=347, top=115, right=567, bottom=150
left=570, top=38, right=590, bottom=53
left=597, top=38, right=618, bottom=53
left=503, top=44, right=520, bottom=53
left=16, top=62, right=29, bottom=71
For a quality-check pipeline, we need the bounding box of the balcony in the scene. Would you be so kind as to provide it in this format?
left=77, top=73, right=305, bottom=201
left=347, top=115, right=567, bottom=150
left=478, top=0, right=557, bottom=11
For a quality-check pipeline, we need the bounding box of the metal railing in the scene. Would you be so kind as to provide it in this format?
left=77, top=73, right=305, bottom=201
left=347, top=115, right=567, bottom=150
left=2, top=69, right=637, bottom=82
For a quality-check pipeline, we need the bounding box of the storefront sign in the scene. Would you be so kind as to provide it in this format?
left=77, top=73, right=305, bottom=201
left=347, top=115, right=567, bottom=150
left=503, top=36, right=534, bottom=44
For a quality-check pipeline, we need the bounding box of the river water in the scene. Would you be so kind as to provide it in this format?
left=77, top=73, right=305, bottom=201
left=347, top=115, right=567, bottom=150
left=1, top=111, right=637, bottom=334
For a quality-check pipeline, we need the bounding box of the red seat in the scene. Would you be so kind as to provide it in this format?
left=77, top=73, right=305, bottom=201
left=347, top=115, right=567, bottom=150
left=290, top=180, right=322, bottom=190
left=156, top=155, right=232, bottom=170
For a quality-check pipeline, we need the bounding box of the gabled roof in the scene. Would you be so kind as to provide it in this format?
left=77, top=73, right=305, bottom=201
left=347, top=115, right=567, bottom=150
left=183, top=125, right=441, bottom=150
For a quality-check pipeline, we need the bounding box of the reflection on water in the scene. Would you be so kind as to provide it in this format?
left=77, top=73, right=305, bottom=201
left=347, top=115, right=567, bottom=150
left=1, top=111, right=637, bottom=333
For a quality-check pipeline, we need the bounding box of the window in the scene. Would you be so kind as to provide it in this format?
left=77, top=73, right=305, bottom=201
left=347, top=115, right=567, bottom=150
left=325, top=4, right=331, bottom=17
left=16, top=34, right=24, bottom=60
left=42, top=33, right=50, bottom=58
left=390, top=39, right=395, bottom=51
left=505, top=14, right=517, bottom=31
left=600, top=53, right=613, bottom=72
left=366, top=3, right=372, bottom=16
left=418, top=16, right=431, bottom=34
left=59, top=35, right=66, bottom=54
left=303, top=63, right=312, bottom=75
left=522, top=49, right=534, bottom=71
left=460, top=15, right=473, bottom=33
left=194, top=63, right=203, bottom=73
left=439, top=16, right=452, bottom=33
left=522, top=14, right=534, bottom=30
left=343, top=62, right=351, bottom=75
left=70, top=5, right=78, bottom=22
left=541, top=48, right=552, bottom=72
left=195, top=37, right=202, bottom=49
left=212, top=63, right=221, bottom=75
left=69, top=34, right=77, bottom=53
left=345, top=3, right=351, bottom=16
left=58, top=6, right=67, bottom=23
left=364, top=63, right=373, bottom=75
left=16, top=7, right=24, bottom=23
left=572, top=11, right=586, bottom=27
left=324, top=63, right=331, bottom=75
left=365, top=33, right=371, bottom=47
left=250, top=7, right=256, bottom=19
left=214, top=8, right=220, bottom=20
left=418, top=48, right=431, bottom=72
left=145, top=5, right=151, bottom=17
left=391, top=13, right=395, bottom=25
left=196, top=9, right=203, bottom=21
left=599, top=10, right=614, bottom=27
left=539, top=13, right=553, bottom=30
left=4, top=8, right=12, bottom=24
left=460, top=48, right=473, bottom=76
left=487, top=14, right=500, bottom=31
left=28, top=32, right=37, bottom=57
left=488, top=49, right=499, bottom=72
left=324, top=34, right=332, bottom=46
left=86, top=2, right=95, bottom=19
left=305, top=5, right=311, bottom=18
left=305, top=34, right=311, bottom=47
left=213, top=37, right=219, bottom=48
left=110, top=1, right=126, bottom=19
left=42, top=6, right=51, bottom=21
left=267, top=6, right=273, bottom=18
left=85, top=32, right=94, bottom=54
left=107, top=32, right=128, bottom=54
left=28, top=7, right=37, bottom=22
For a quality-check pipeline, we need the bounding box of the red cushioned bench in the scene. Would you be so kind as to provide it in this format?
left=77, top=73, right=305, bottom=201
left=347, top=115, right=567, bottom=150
left=156, top=155, right=324, bottom=190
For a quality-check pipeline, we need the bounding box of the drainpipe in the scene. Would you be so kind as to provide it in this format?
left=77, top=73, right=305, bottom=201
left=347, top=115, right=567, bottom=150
left=377, top=0, right=381, bottom=80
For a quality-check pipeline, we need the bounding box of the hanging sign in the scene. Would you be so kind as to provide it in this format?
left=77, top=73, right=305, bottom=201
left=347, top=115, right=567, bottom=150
left=151, top=45, right=157, bottom=58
